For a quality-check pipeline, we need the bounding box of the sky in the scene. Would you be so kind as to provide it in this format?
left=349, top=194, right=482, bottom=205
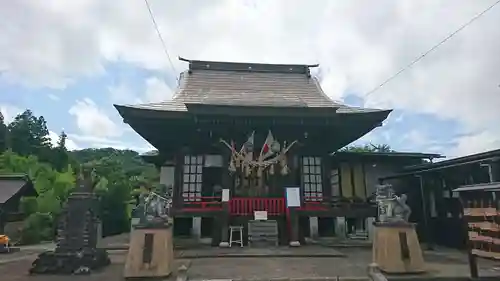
left=1, top=0, right=500, bottom=158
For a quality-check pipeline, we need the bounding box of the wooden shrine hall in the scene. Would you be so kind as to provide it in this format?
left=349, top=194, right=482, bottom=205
left=115, top=58, right=434, bottom=246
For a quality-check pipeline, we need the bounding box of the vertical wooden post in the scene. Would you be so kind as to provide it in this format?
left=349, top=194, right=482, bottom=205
left=219, top=148, right=231, bottom=247
left=417, top=175, right=434, bottom=250
left=491, top=161, right=500, bottom=182
left=0, top=209, right=5, bottom=234
left=460, top=197, right=479, bottom=279
left=173, top=152, right=183, bottom=210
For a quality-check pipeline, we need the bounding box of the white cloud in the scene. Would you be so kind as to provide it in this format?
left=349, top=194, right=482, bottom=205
left=1, top=0, right=500, bottom=155
left=0, top=104, right=22, bottom=124
left=144, top=77, right=173, bottom=102
left=108, top=77, right=173, bottom=104
left=48, top=94, right=60, bottom=101
left=68, top=133, right=155, bottom=152
left=108, top=83, right=141, bottom=104
left=447, top=131, right=500, bottom=157
left=48, top=130, right=79, bottom=150
left=68, top=98, right=121, bottom=138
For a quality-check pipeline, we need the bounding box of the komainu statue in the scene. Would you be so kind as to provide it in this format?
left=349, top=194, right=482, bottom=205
left=393, top=194, right=411, bottom=222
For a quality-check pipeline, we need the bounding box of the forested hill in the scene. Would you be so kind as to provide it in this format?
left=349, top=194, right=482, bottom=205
left=70, top=148, right=158, bottom=180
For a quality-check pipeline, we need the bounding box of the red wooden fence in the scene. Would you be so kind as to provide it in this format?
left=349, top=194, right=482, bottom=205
left=181, top=196, right=328, bottom=213
left=229, top=197, right=286, bottom=216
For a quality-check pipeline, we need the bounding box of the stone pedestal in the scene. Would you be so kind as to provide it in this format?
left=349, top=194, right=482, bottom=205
left=192, top=217, right=202, bottom=240
left=309, top=217, right=319, bottom=239
left=366, top=217, right=375, bottom=241
left=124, top=224, right=174, bottom=279
left=372, top=222, right=425, bottom=274
left=335, top=217, right=346, bottom=238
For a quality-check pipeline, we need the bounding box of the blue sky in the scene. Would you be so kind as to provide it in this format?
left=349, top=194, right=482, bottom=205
left=1, top=1, right=499, bottom=157
left=0, top=62, right=465, bottom=155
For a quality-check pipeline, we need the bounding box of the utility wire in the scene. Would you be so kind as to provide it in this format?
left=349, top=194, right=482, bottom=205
left=363, top=0, right=500, bottom=101
left=144, top=0, right=178, bottom=79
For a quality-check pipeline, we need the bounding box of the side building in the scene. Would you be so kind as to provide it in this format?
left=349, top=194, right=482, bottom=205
left=0, top=174, right=38, bottom=238
left=380, top=148, right=500, bottom=249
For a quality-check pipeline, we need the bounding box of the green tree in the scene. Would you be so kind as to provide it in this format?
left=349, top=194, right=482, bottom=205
left=8, top=110, right=51, bottom=157
left=57, top=131, right=67, bottom=149
left=51, top=130, right=72, bottom=171
left=0, top=112, right=7, bottom=152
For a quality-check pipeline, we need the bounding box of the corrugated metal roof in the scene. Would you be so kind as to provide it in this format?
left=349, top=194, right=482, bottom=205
left=453, top=182, right=500, bottom=192
left=119, top=59, right=388, bottom=114
left=332, top=151, right=443, bottom=158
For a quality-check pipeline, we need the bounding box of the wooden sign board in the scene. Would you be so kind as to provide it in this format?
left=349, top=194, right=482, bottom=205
left=454, top=182, right=500, bottom=278
left=285, top=187, right=301, bottom=207
left=222, top=189, right=230, bottom=202
left=254, top=211, right=268, bottom=221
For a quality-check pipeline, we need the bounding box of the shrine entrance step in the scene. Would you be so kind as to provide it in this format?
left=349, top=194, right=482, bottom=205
left=176, top=245, right=346, bottom=258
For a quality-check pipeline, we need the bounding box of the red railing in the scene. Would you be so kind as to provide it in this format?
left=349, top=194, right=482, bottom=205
left=182, top=196, right=222, bottom=212
left=180, top=196, right=332, bottom=213
left=229, top=197, right=286, bottom=216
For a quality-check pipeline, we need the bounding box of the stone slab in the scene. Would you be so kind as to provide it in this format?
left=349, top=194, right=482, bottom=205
left=176, top=246, right=346, bottom=258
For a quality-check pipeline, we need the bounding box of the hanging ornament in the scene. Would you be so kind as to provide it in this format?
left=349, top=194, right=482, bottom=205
left=245, top=163, right=251, bottom=177
left=271, top=141, right=281, bottom=153
left=280, top=154, right=288, bottom=175
left=281, top=163, right=289, bottom=175
left=257, top=166, right=263, bottom=178
left=228, top=158, right=236, bottom=173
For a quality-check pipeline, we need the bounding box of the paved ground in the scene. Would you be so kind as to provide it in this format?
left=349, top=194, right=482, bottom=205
left=1, top=235, right=499, bottom=280
left=185, top=249, right=500, bottom=280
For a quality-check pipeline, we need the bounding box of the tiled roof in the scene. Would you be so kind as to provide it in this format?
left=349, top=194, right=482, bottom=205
left=118, top=59, right=388, bottom=114
left=0, top=174, right=30, bottom=204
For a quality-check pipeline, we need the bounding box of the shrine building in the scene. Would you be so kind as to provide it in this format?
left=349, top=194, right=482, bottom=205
left=115, top=58, right=438, bottom=246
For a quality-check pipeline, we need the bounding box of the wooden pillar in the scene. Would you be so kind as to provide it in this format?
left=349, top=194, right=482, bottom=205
left=417, top=175, right=434, bottom=250
left=219, top=148, right=231, bottom=247
left=172, top=152, right=183, bottom=210
left=322, top=155, right=331, bottom=199
left=0, top=209, right=5, bottom=234
left=490, top=160, right=500, bottom=182
left=289, top=208, right=300, bottom=246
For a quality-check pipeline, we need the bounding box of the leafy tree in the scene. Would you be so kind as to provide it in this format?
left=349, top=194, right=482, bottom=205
left=8, top=110, right=51, bottom=157
left=51, top=131, right=73, bottom=171
left=0, top=112, right=7, bottom=152
left=57, top=131, right=67, bottom=149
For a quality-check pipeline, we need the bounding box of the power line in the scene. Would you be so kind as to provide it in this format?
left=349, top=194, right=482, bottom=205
left=144, top=0, right=178, bottom=78
left=363, top=0, right=500, bottom=101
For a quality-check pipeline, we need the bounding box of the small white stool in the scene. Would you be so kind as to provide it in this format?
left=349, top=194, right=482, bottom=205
left=229, top=226, right=243, bottom=247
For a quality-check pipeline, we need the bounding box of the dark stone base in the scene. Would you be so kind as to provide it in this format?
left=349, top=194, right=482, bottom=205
left=29, top=248, right=111, bottom=275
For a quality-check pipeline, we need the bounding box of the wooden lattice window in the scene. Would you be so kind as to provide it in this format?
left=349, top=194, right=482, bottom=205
left=302, top=156, right=323, bottom=201
left=182, top=155, right=203, bottom=202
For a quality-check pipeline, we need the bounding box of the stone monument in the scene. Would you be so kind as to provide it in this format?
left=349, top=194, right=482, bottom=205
left=372, top=184, right=425, bottom=274
left=124, top=191, right=174, bottom=279
left=29, top=168, right=110, bottom=275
